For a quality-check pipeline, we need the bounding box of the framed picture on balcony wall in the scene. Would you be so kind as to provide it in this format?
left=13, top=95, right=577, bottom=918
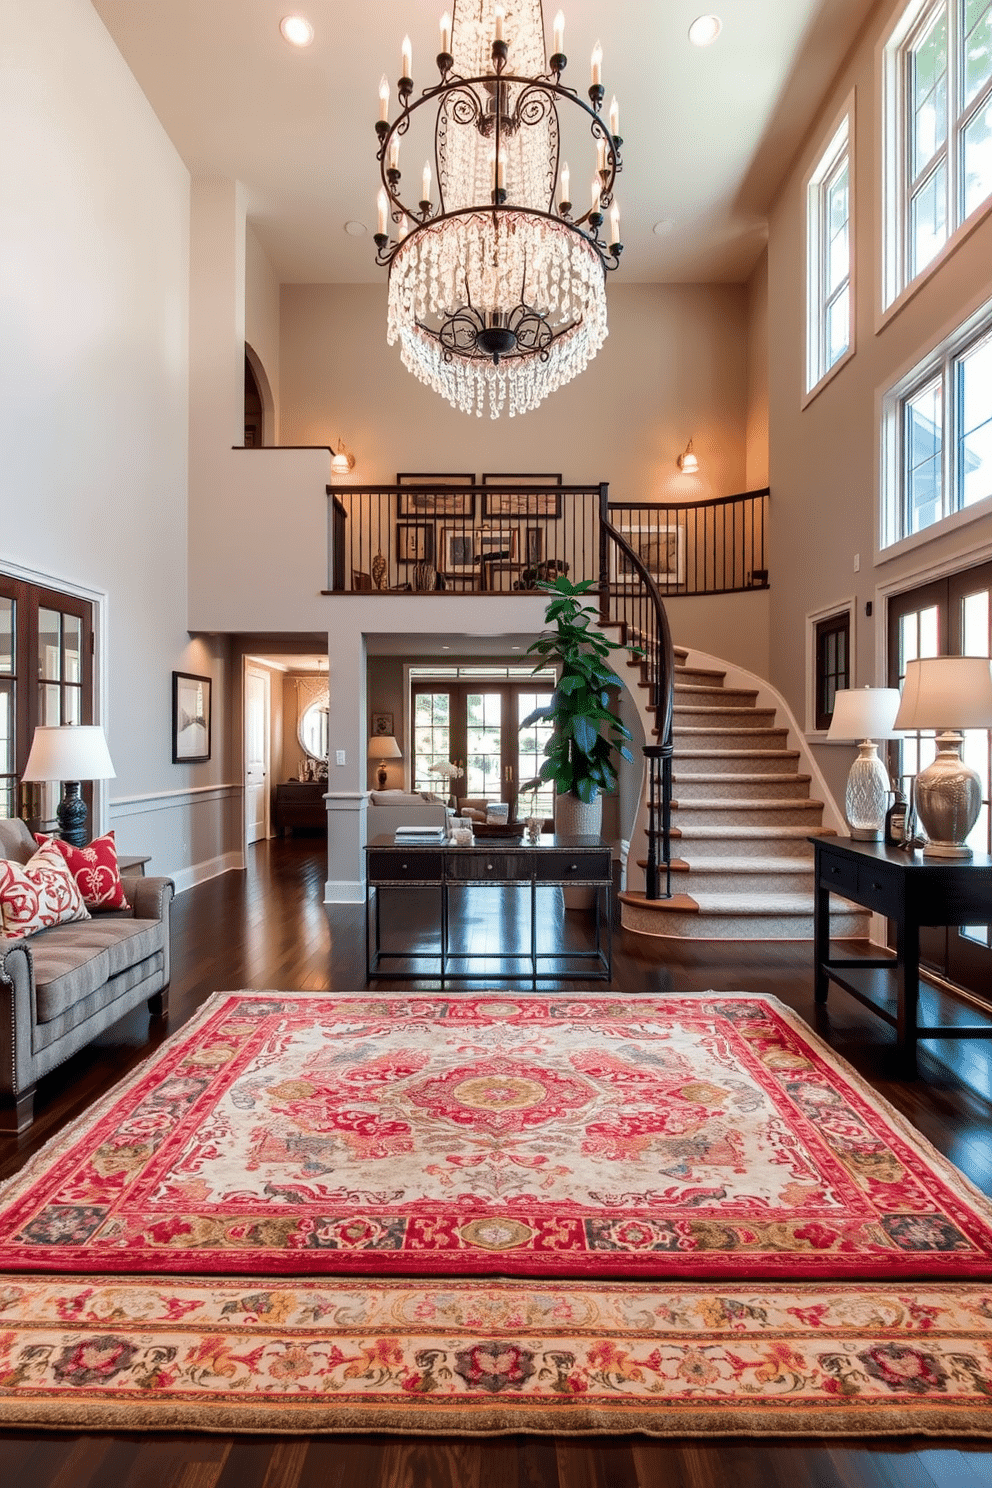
left=395, top=522, right=434, bottom=563
left=397, top=473, right=476, bottom=518
left=480, top=474, right=563, bottom=519
left=172, top=671, right=212, bottom=763
left=441, top=527, right=477, bottom=572
left=613, top=524, right=685, bottom=586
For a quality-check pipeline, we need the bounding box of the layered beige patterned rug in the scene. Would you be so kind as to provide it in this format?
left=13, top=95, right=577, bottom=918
left=0, top=1273, right=990, bottom=1434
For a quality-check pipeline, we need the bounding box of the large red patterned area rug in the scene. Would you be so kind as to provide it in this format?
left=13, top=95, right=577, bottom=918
left=1, top=992, right=991, bottom=1437
left=2, top=992, right=992, bottom=1282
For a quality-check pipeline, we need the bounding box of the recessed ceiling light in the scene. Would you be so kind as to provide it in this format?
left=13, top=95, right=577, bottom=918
left=280, top=15, right=314, bottom=47
left=344, top=220, right=367, bottom=237
left=653, top=219, right=674, bottom=236
left=688, top=14, right=722, bottom=46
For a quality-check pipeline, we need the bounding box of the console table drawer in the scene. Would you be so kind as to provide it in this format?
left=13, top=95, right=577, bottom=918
left=368, top=851, right=443, bottom=882
left=535, top=851, right=611, bottom=882
left=446, top=852, right=530, bottom=882
left=856, top=861, right=901, bottom=915
left=818, top=849, right=858, bottom=896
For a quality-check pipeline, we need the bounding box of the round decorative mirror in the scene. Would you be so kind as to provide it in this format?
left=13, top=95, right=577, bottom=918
left=298, top=700, right=329, bottom=761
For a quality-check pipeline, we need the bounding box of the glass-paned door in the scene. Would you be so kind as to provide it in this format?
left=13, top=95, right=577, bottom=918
left=412, top=682, right=555, bottom=821
left=887, top=561, right=992, bottom=999
left=0, top=574, right=93, bottom=830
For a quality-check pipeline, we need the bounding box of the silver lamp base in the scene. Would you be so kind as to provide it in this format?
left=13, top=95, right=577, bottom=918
left=845, top=739, right=889, bottom=842
left=915, top=731, right=981, bottom=860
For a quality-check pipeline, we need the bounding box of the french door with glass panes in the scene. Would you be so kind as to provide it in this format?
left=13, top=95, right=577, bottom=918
left=887, top=561, right=992, bottom=998
left=412, top=683, right=555, bottom=821
left=0, top=575, right=94, bottom=829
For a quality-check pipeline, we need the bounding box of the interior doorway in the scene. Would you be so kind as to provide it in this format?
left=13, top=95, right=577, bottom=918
left=244, top=665, right=270, bottom=844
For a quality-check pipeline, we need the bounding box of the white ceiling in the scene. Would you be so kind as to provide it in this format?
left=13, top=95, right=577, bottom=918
left=90, top=0, right=878, bottom=284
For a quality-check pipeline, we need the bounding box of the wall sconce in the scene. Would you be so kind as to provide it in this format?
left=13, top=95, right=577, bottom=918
left=677, top=439, right=699, bottom=473
left=330, top=438, right=356, bottom=478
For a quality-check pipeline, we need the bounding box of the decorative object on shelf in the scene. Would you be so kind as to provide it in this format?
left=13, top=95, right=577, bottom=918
left=368, top=733, right=403, bottom=788
left=892, top=655, right=992, bottom=859
left=526, top=815, right=542, bottom=843
left=373, top=3, right=624, bottom=418
left=172, top=672, right=212, bottom=764
left=825, top=686, right=903, bottom=842
left=330, top=439, right=355, bottom=477
left=677, top=439, right=699, bottom=473
left=429, top=758, right=465, bottom=808
left=21, top=724, right=117, bottom=848
left=371, top=550, right=388, bottom=590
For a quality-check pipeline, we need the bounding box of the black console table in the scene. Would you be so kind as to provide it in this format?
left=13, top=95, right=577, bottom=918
left=811, top=836, right=992, bottom=1073
left=365, top=833, right=612, bottom=983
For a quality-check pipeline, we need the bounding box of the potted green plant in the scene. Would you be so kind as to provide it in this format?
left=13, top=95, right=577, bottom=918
left=520, top=576, right=637, bottom=846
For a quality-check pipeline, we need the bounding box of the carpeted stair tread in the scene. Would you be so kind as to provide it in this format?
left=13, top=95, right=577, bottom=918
left=645, top=855, right=818, bottom=874
left=683, top=891, right=864, bottom=915
left=675, top=823, right=836, bottom=839
left=674, top=797, right=824, bottom=812
left=673, top=774, right=811, bottom=786
left=676, top=748, right=800, bottom=760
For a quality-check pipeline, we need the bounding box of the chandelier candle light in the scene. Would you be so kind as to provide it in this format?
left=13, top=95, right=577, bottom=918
left=373, top=1, right=623, bottom=418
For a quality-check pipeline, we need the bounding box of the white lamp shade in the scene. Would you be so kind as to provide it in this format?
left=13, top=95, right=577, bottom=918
left=893, top=657, right=992, bottom=731
left=21, top=725, right=116, bottom=782
left=825, top=687, right=903, bottom=741
left=367, top=734, right=402, bottom=760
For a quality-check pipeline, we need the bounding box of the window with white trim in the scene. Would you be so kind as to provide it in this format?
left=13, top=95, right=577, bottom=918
left=806, top=113, right=853, bottom=395
left=882, top=0, right=992, bottom=308
left=881, top=298, right=992, bottom=545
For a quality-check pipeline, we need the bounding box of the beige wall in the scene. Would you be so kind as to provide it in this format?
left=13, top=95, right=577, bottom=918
left=0, top=0, right=239, bottom=887
left=766, top=0, right=992, bottom=806
left=245, top=224, right=281, bottom=442
left=279, top=282, right=750, bottom=504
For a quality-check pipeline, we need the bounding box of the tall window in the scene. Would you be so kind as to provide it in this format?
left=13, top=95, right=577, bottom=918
left=814, top=612, right=851, bottom=730
left=0, top=575, right=93, bottom=826
left=883, top=0, right=992, bottom=307
left=881, top=300, right=992, bottom=546
left=806, top=110, right=853, bottom=396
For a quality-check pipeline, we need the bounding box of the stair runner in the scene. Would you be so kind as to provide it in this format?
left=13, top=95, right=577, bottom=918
left=619, top=647, right=871, bottom=941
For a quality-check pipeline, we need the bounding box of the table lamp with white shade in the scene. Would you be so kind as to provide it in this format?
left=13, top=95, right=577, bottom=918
left=21, top=724, right=117, bottom=847
left=367, top=733, right=402, bottom=788
left=825, top=686, right=903, bottom=841
left=892, top=656, right=992, bottom=859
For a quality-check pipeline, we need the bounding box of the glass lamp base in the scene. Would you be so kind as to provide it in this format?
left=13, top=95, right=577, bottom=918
left=845, top=740, right=889, bottom=843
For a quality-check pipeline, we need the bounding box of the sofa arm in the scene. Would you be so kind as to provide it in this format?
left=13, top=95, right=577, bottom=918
left=0, top=936, right=37, bottom=1111
left=122, top=875, right=175, bottom=924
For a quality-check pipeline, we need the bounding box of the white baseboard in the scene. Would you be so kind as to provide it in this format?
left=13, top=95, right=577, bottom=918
left=171, top=851, right=244, bottom=896
left=324, top=879, right=365, bottom=904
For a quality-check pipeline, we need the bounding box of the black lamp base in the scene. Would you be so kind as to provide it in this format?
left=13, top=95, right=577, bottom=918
left=57, top=781, right=88, bottom=847
left=376, top=764, right=389, bottom=788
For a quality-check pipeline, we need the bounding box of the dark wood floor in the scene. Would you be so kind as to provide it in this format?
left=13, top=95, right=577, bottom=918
left=1, top=836, right=991, bottom=1488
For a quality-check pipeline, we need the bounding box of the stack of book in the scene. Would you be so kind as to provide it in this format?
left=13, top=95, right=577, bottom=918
left=393, top=824, right=446, bottom=844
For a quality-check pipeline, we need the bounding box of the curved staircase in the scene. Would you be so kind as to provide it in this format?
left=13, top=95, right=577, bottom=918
left=618, top=647, right=871, bottom=942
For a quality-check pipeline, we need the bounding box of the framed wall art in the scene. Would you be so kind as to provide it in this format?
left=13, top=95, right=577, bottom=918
left=612, top=525, right=686, bottom=586
left=481, top=477, right=563, bottom=519
left=396, top=473, right=476, bottom=518
left=441, top=527, right=477, bottom=571
left=172, top=672, right=212, bottom=763
left=371, top=712, right=394, bottom=736
left=395, top=522, right=435, bottom=563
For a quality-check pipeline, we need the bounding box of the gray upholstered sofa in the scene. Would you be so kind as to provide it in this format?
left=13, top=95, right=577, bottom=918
left=0, top=818, right=174, bottom=1134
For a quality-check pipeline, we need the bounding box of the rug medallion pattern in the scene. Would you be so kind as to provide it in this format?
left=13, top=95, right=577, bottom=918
left=2, top=994, right=991, bottom=1281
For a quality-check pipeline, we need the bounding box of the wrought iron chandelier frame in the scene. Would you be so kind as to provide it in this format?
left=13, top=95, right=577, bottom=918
left=373, top=40, right=624, bottom=368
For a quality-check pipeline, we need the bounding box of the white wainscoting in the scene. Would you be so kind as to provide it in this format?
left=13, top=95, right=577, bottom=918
left=110, top=783, right=244, bottom=894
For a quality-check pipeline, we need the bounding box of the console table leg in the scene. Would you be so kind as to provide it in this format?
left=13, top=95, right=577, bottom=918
left=813, top=879, right=830, bottom=1003
left=895, top=912, right=920, bottom=1077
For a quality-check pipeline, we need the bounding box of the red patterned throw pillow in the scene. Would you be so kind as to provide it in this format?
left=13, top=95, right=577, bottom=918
left=34, top=830, right=131, bottom=912
left=0, top=840, right=91, bottom=937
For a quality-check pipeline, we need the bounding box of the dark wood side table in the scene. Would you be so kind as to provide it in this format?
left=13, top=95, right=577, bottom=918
left=811, top=836, right=992, bottom=1074
left=365, top=833, right=612, bottom=983
left=274, top=781, right=326, bottom=835
left=118, top=854, right=151, bottom=876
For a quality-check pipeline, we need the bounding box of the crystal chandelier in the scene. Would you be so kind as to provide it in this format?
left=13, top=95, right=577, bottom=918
left=374, top=1, right=623, bottom=419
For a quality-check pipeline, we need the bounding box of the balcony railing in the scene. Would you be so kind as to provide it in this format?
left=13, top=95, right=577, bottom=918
left=327, top=481, right=769, bottom=598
